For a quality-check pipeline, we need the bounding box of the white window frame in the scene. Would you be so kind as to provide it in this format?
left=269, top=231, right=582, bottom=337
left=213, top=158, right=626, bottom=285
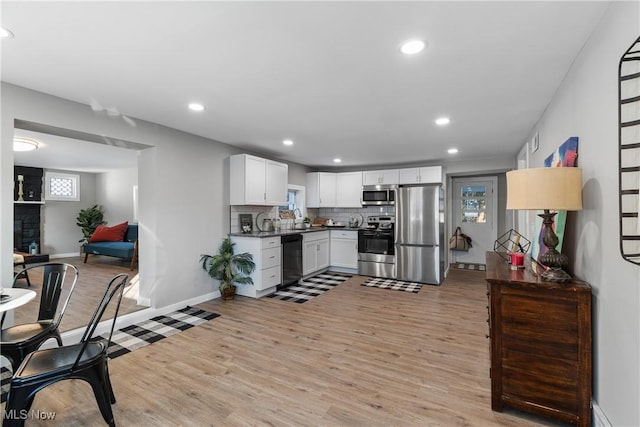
left=45, top=171, right=80, bottom=201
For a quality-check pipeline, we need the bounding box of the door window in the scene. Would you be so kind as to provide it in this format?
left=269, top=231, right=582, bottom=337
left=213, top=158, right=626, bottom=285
left=461, top=185, right=487, bottom=223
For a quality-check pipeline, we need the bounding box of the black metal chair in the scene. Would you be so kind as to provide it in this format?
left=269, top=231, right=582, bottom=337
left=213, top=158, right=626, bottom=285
left=3, top=273, right=129, bottom=427
left=1, top=263, right=79, bottom=373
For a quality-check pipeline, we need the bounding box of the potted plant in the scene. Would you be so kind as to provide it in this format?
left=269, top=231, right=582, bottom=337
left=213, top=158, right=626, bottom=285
left=76, top=204, right=107, bottom=243
left=303, top=216, right=311, bottom=228
left=200, top=237, right=256, bottom=300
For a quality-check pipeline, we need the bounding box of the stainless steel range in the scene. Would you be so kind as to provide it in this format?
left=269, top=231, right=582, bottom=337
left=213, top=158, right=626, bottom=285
left=357, top=215, right=395, bottom=279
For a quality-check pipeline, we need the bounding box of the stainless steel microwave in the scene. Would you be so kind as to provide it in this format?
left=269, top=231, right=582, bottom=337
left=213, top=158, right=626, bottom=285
left=362, top=184, right=396, bottom=206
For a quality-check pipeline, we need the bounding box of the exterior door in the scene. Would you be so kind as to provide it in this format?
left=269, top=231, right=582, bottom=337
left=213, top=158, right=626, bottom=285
left=451, top=177, right=498, bottom=265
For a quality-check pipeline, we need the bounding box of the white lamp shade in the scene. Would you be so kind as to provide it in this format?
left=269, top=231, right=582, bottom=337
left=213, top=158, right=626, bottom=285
left=506, top=167, right=583, bottom=211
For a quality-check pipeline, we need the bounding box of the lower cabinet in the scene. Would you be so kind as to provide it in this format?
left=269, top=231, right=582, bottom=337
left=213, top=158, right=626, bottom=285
left=330, top=230, right=358, bottom=271
left=303, top=231, right=329, bottom=276
left=229, top=235, right=281, bottom=298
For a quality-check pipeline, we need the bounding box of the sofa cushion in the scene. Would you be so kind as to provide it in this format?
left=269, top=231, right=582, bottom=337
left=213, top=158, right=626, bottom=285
left=84, top=241, right=135, bottom=259
left=89, top=221, right=128, bottom=243
left=124, top=224, right=138, bottom=242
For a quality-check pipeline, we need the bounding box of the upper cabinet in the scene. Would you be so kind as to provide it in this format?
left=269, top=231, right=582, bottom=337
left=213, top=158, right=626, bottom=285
left=264, top=160, right=288, bottom=205
left=398, top=166, right=442, bottom=184
left=362, top=169, right=399, bottom=186
left=230, top=154, right=288, bottom=206
left=306, top=172, right=337, bottom=208
left=335, top=172, right=363, bottom=208
left=307, top=171, right=363, bottom=208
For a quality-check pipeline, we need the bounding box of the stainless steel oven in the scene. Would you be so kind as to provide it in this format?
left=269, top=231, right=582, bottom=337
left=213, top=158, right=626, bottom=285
left=358, top=216, right=396, bottom=279
left=361, top=185, right=396, bottom=206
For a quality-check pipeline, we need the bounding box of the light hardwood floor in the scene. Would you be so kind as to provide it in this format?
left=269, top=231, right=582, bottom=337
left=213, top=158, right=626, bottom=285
left=11, top=255, right=146, bottom=333
left=2, top=268, right=561, bottom=426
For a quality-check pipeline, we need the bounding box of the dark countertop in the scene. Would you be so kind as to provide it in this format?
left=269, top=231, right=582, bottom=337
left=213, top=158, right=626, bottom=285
left=229, top=226, right=362, bottom=238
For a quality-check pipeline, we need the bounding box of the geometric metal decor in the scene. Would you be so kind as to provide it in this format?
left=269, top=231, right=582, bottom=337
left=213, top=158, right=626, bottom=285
left=619, top=36, right=640, bottom=266
left=493, top=229, right=531, bottom=262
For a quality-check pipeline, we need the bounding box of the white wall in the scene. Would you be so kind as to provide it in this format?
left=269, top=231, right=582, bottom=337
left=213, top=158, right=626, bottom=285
left=0, top=84, right=239, bottom=309
left=1, top=83, right=310, bottom=310
left=42, top=169, right=97, bottom=256
left=96, top=167, right=137, bottom=224
left=525, top=3, right=640, bottom=425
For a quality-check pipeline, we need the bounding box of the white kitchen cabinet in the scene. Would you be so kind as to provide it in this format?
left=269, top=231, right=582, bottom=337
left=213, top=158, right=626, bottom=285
left=330, top=230, right=358, bottom=270
left=306, top=172, right=337, bottom=208
left=362, top=169, right=399, bottom=186
left=303, top=231, right=330, bottom=276
left=398, top=166, right=442, bottom=184
left=265, top=160, right=289, bottom=205
left=229, top=235, right=281, bottom=298
left=230, top=154, right=289, bottom=206
left=335, top=171, right=363, bottom=207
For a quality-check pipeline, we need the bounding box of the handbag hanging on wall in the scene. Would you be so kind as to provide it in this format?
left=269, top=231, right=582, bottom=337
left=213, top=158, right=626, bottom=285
left=449, top=226, right=473, bottom=251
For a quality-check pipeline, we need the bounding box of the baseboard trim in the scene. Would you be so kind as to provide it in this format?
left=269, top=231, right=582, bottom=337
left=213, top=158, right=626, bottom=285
left=593, top=401, right=613, bottom=427
left=56, top=291, right=220, bottom=346
left=49, top=252, right=81, bottom=259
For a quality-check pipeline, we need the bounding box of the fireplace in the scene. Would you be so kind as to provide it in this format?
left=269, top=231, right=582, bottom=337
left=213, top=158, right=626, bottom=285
left=13, top=166, right=44, bottom=253
left=14, top=204, right=41, bottom=252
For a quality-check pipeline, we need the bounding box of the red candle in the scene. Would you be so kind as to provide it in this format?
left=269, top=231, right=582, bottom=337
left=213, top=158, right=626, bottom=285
left=510, top=252, right=525, bottom=269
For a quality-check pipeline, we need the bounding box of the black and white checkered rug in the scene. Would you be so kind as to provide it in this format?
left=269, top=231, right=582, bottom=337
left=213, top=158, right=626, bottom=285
left=100, top=306, right=219, bottom=359
left=267, top=271, right=352, bottom=303
left=361, top=277, right=423, bottom=293
left=451, top=263, right=486, bottom=271
left=1, top=306, right=219, bottom=401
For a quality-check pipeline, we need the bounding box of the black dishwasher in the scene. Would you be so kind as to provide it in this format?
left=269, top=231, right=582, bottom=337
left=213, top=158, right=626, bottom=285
left=281, top=233, right=303, bottom=287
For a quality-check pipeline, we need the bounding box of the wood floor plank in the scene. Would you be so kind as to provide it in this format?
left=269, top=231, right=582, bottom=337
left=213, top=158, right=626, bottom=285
left=1, top=269, right=563, bottom=426
left=11, top=255, right=146, bottom=333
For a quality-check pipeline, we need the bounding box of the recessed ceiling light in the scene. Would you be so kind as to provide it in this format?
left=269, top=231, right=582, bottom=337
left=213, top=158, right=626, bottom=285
left=1, top=27, right=14, bottom=39
left=435, top=117, right=451, bottom=126
left=448, top=148, right=459, bottom=154
left=283, top=139, right=294, bottom=146
left=400, top=39, right=426, bottom=55
left=333, top=158, right=342, bottom=163
left=13, top=137, right=39, bottom=152
left=188, top=103, right=204, bottom=112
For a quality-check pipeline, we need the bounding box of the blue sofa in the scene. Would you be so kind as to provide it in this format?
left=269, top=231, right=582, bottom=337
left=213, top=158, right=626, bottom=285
left=83, top=224, right=138, bottom=270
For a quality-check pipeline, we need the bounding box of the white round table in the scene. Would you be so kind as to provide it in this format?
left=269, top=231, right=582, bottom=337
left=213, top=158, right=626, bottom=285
left=0, top=288, right=37, bottom=313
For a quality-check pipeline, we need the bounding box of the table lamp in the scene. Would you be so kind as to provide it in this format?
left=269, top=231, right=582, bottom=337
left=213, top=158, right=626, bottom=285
left=506, top=167, right=583, bottom=282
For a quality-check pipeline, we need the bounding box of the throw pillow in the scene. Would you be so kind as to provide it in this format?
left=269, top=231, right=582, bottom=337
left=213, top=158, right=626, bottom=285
left=89, top=221, right=128, bottom=243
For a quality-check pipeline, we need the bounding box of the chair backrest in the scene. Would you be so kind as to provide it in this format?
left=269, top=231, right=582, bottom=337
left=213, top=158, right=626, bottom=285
left=12, top=263, right=79, bottom=326
left=74, top=273, right=128, bottom=369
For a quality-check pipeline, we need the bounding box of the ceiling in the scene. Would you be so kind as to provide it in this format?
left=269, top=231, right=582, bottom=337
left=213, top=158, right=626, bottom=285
left=2, top=1, right=609, bottom=171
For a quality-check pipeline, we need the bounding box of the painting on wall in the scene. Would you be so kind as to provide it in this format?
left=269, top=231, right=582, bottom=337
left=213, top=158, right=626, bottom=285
left=530, top=137, right=579, bottom=267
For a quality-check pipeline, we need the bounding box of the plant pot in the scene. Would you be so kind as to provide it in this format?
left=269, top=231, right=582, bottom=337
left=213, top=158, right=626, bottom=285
left=221, top=285, right=237, bottom=301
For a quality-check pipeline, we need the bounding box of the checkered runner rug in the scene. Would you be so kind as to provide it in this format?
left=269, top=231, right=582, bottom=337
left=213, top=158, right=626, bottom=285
left=1, top=306, right=219, bottom=401
left=361, top=277, right=423, bottom=293
left=451, top=263, right=486, bottom=271
left=99, top=306, right=219, bottom=359
left=267, top=271, right=352, bottom=303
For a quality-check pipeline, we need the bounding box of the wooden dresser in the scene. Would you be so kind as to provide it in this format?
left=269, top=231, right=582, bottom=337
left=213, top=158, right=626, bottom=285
left=485, top=252, right=592, bottom=427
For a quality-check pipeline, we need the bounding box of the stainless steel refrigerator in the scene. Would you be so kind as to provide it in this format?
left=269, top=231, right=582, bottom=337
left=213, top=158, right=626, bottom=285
left=396, top=184, right=444, bottom=285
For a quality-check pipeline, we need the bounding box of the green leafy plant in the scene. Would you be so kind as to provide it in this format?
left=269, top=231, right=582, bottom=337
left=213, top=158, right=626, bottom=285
left=76, top=204, right=107, bottom=243
left=200, top=238, right=256, bottom=292
left=303, top=216, right=311, bottom=224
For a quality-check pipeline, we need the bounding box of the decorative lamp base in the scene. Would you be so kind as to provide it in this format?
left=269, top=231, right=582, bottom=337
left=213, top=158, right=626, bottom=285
left=541, top=267, right=572, bottom=283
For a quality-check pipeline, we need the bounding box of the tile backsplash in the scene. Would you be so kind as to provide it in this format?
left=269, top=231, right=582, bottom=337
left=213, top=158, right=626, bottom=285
left=315, top=206, right=395, bottom=226
left=230, top=205, right=395, bottom=233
